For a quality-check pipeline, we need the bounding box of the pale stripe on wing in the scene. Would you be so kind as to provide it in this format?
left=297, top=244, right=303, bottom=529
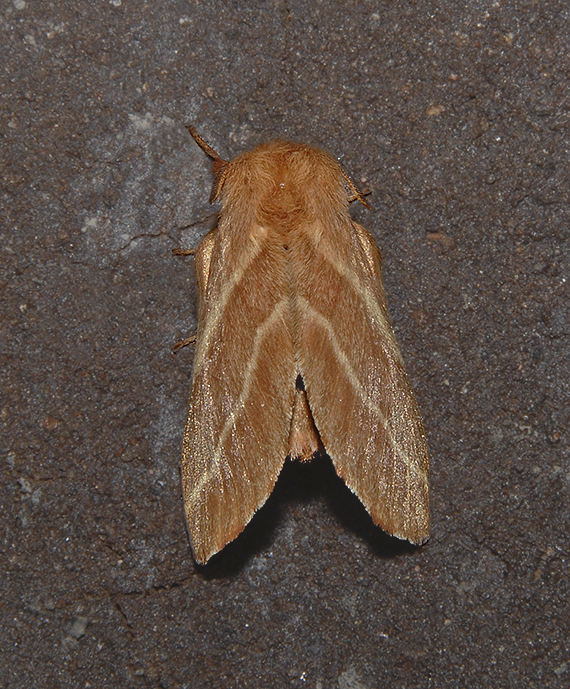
left=309, top=222, right=404, bottom=365
left=298, top=296, right=426, bottom=488
left=187, top=297, right=290, bottom=506
left=192, top=230, right=265, bottom=375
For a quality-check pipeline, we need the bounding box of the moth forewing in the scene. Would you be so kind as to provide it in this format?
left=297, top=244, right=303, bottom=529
left=182, top=183, right=298, bottom=564
left=290, top=212, right=429, bottom=545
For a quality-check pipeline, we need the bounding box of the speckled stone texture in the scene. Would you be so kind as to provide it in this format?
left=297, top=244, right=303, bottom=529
left=1, top=1, right=568, bottom=687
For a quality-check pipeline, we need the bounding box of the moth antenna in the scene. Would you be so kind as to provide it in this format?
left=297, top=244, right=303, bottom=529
left=187, top=126, right=230, bottom=203
left=186, top=126, right=226, bottom=163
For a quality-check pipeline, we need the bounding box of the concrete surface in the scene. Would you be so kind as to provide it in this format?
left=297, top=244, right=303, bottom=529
left=1, top=0, right=569, bottom=687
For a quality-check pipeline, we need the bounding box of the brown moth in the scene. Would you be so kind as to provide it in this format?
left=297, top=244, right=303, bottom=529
left=181, top=127, right=429, bottom=564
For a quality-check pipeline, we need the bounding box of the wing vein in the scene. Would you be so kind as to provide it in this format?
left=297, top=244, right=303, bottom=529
left=311, top=230, right=403, bottom=364
left=188, top=297, right=289, bottom=505
left=192, top=235, right=264, bottom=375
left=298, top=297, right=424, bottom=485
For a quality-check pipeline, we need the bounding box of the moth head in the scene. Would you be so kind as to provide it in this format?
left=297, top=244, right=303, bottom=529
left=188, top=127, right=370, bottom=210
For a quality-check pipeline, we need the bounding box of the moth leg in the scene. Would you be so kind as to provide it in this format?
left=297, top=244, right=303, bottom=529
left=173, top=335, right=197, bottom=352
left=348, top=187, right=371, bottom=204
left=341, top=170, right=371, bottom=209
left=172, top=247, right=198, bottom=351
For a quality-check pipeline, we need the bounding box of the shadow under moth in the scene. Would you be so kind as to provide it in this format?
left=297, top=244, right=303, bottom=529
left=180, top=127, right=429, bottom=564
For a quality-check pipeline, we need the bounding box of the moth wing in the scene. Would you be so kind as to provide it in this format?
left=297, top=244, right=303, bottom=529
left=182, top=224, right=296, bottom=564
left=296, top=220, right=429, bottom=544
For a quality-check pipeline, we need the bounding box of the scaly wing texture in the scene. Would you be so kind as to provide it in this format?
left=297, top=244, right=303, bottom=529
left=293, top=218, right=429, bottom=544
left=182, top=221, right=296, bottom=564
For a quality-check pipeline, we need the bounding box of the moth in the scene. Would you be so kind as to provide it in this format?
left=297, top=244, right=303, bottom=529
left=180, top=127, right=429, bottom=564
